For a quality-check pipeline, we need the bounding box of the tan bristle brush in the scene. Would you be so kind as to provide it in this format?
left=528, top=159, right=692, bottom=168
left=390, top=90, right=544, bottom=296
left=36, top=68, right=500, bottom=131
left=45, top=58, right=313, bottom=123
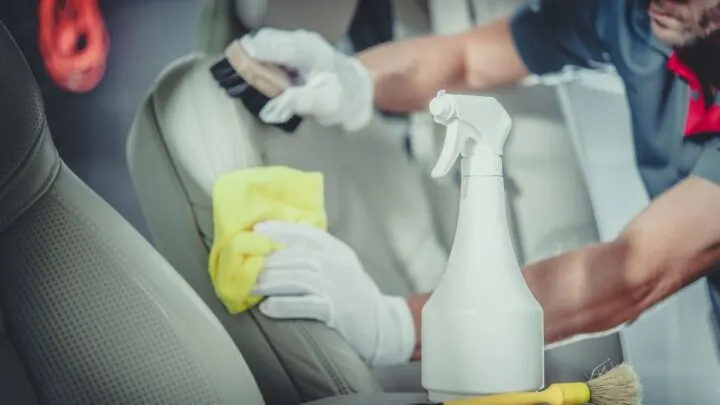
left=416, top=362, right=642, bottom=405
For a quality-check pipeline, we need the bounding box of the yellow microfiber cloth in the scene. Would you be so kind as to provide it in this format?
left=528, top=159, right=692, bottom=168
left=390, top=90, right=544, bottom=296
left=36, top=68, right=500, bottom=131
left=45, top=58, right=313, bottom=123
left=208, top=166, right=327, bottom=314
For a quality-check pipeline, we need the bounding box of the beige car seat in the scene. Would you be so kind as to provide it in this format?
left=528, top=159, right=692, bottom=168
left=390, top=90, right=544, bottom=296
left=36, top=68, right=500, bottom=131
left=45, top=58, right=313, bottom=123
left=130, top=2, right=453, bottom=403
left=127, top=0, right=625, bottom=402
left=127, top=53, right=446, bottom=403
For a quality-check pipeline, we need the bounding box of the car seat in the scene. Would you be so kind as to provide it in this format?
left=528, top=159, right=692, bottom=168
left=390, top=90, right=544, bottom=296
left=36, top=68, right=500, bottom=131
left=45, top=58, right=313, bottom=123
left=0, top=21, right=265, bottom=405
left=131, top=2, right=452, bottom=403
left=127, top=0, right=625, bottom=402
left=127, top=53, right=444, bottom=401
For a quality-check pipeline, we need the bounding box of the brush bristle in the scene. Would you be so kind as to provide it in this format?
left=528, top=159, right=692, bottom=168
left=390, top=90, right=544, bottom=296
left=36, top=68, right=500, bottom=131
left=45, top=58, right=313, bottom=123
left=208, top=56, right=304, bottom=133
left=210, top=59, right=234, bottom=81
left=587, top=362, right=643, bottom=405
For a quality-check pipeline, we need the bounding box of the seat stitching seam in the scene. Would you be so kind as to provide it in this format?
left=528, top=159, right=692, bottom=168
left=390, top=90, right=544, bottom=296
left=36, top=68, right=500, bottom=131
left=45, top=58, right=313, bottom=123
left=0, top=132, right=60, bottom=233
left=297, top=322, right=351, bottom=395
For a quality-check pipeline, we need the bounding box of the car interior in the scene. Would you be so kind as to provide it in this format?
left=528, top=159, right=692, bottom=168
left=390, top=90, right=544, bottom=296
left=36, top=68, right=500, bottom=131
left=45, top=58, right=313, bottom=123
left=3, top=0, right=720, bottom=404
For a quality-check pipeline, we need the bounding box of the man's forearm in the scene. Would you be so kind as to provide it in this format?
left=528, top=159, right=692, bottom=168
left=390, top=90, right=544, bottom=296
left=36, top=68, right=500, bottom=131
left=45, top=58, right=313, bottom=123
left=522, top=239, right=649, bottom=343
left=405, top=179, right=720, bottom=354
left=405, top=239, right=646, bottom=357
left=356, top=18, right=530, bottom=113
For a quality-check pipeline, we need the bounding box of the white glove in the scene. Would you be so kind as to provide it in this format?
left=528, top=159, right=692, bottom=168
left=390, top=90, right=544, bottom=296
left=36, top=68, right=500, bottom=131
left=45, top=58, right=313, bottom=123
left=252, top=221, right=415, bottom=367
left=239, top=28, right=374, bottom=132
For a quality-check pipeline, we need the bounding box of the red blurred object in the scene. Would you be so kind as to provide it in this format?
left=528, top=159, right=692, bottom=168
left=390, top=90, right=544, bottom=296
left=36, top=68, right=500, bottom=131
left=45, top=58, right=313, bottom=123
left=38, top=0, right=109, bottom=93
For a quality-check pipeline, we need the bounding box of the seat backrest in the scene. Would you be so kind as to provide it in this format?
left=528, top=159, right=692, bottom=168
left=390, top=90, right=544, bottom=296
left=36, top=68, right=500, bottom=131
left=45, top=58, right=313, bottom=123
left=128, top=51, right=451, bottom=402
left=0, top=22, right=264, bottom=405
left=137, top=6, right=452, bottom=404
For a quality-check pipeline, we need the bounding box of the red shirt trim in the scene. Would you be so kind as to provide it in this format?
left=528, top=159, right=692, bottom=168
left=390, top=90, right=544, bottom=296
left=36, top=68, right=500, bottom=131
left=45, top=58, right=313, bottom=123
left=667, top=52, right=720, bottom=137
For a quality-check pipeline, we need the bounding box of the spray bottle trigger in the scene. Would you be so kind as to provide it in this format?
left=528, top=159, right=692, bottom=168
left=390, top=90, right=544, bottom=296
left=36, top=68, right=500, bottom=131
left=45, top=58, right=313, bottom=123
left=431, top=120, right=461, bottom=178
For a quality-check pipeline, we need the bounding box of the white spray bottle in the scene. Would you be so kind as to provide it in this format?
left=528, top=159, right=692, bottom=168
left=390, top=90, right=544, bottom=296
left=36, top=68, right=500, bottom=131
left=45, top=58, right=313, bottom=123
left=421, top=91, right=545, bottom=401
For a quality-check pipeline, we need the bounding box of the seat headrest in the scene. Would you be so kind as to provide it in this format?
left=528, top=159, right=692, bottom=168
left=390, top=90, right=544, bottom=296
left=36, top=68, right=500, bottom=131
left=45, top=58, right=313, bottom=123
left=0, top=22, right=47, bottom=189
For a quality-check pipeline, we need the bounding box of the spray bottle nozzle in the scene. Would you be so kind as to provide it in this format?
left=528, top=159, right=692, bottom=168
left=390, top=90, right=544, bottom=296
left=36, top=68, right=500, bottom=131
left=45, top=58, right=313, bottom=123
left=429, top=90, right=455, bottom=123
left=429, top=90, right=512, bottom=179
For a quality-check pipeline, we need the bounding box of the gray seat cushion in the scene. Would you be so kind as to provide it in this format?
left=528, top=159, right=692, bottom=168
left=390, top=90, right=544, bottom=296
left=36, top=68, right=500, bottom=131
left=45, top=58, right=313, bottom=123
left=0, top=21, right=264, bottom=405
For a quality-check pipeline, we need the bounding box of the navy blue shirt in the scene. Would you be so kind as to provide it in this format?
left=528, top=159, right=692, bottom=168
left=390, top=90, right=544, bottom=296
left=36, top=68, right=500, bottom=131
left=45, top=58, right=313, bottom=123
left=509, top=0, right=720, bottom=326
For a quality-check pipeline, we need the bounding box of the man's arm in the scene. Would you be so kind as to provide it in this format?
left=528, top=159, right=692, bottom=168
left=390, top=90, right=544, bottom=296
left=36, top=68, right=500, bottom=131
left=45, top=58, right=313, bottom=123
left=535, top=177, right=720, bottom=342
left=356, top=0, right=612, bottom=114
left=406, top=177, right=720, bottom=359
left=356, top=18, right=530, bottom=113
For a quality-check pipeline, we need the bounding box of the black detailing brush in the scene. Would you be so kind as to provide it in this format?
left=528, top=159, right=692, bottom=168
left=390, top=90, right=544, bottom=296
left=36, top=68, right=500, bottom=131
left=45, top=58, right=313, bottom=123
left=210, top=39, right=303, bottom=133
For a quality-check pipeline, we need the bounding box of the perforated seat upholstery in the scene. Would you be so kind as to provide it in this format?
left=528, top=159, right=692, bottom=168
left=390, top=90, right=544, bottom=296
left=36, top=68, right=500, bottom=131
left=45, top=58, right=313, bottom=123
left=0, top=22, right=264, bottom=405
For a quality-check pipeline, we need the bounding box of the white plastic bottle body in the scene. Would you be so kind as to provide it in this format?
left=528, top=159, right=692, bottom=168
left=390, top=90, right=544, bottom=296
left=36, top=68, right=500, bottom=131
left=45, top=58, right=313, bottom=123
left=421, top=172, right=545, bottom=402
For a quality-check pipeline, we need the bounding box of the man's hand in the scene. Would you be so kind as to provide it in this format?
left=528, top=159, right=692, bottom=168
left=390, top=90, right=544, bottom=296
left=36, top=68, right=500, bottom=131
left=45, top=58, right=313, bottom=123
left=239, top=28, right=374, bottom=132
left=252, top=221, right=416, bottom=367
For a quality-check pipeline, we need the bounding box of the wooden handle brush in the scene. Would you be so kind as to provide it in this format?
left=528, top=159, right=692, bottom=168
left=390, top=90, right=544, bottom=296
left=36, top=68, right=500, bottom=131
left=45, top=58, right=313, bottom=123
left=417, top=363, right=642, bottom=405
left=210, top=39, right=303, bottom=133
left=222, top=40, right=291, bottom=98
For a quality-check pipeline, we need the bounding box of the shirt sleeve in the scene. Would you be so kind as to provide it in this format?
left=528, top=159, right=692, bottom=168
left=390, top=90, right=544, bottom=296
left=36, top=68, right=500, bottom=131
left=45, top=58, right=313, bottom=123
left=510, top=0, right=610, bottom=75
left=692, top=137, right=720, bottom=186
